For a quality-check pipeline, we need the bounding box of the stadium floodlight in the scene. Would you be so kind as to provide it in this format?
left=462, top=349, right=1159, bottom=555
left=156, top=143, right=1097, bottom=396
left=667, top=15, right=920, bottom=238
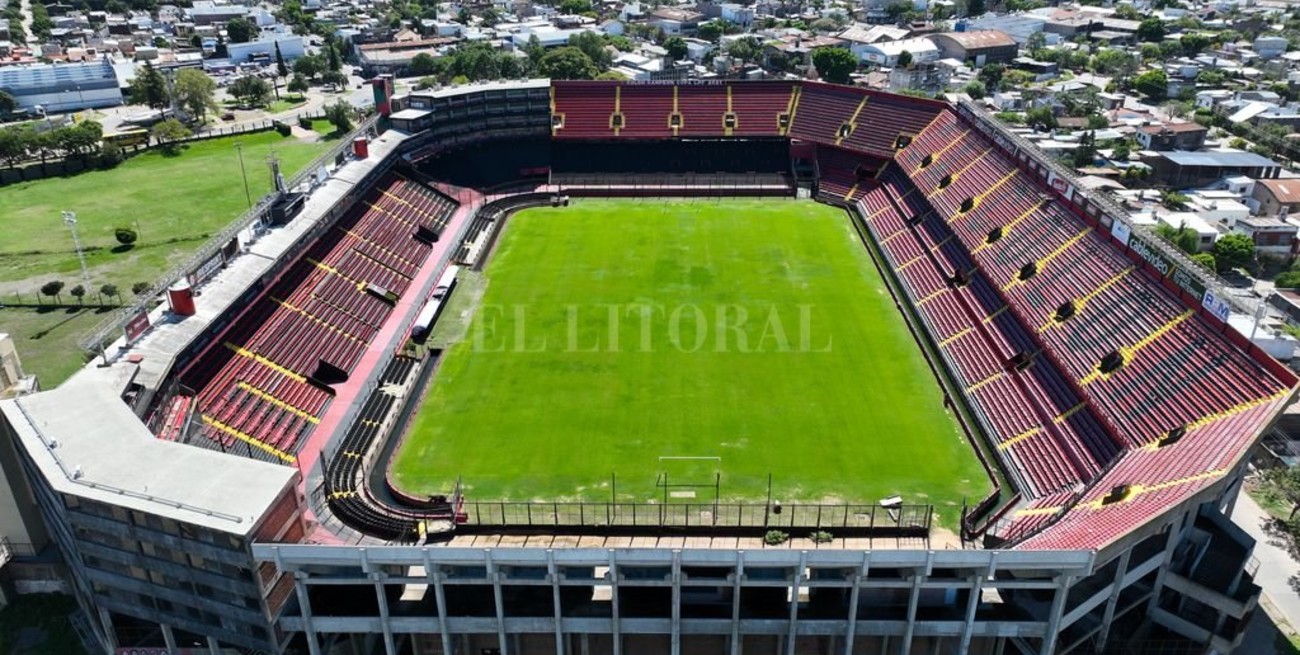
left=235, top=142, right=253, bottom=210
left=61, top=211, right=91, bottom=289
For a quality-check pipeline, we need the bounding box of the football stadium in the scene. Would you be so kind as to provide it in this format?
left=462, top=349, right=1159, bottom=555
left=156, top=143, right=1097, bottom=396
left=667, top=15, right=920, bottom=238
left=0, top=78, right=1294, bottom=655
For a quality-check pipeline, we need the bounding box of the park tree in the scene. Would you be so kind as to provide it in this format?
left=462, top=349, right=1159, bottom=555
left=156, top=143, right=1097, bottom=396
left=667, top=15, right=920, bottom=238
left=40, top=280, right=65, bottom=303
left=69, top=284, right=86, bottom=305
left=287, top=73, right=310, bottom=94
left=225, top=16, right=255, bottom=43
left=1137, top=17, right=1165, bottom=42
left=275, top=41, right=289, bottom=80
left=321, top=70, right=348, bottom=91
left=229, top=75, right=273, bottom=107
left=812, top=47, right=856, bottom=84
left=293, top=53, right=324, bottom=79
left=324, top=100, right=354, bottom=133
left=0, top=127, right=24, bottom=167
left=151, top=118, right=191, bottom=153
left=539, top=47, right=599, bottom=80
left=326, top=38, right=342, bottom=72
left=115, top=227, right=138, bottom=246
left=131, top=282, right=151, bottom=296
left=664, top=36, right=688, bottom=61
left=100, top=284, right=119, bottom=302
left=0, top=90, right=16, bottom=117
left=173, top=68, right=217, bottom=122
left=128, top=61, right=169, bottom=110
left=1213, top=233, right=1255, bottom=272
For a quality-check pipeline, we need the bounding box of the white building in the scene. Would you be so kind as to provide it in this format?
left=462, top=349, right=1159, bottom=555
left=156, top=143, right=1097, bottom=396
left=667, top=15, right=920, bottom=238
left=859, top=36, right=940, bottom=68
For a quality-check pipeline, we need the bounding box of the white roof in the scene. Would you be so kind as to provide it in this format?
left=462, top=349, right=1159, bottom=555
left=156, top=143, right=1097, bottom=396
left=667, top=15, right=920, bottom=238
left=865, top=36, right=939, bottom=57
left=2, top=379, right=296, bottom=535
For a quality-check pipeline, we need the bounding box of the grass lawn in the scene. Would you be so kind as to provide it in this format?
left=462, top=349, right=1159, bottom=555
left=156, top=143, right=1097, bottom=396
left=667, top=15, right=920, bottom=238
left=266, top=94, right=308, bottom=114
left=0, top=129, right=330, bottom=289
left=0, top=593, right=87, bottom=655
left=391, top=199, right=990, bottom=514
left=0, top=306, right=108, bottom=385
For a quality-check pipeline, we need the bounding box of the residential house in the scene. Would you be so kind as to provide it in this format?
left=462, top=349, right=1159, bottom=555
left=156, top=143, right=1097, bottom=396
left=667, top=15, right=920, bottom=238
left=1135, top=122, right=1209, bottom=151
left=1253, top=179, right=1300, bottom=218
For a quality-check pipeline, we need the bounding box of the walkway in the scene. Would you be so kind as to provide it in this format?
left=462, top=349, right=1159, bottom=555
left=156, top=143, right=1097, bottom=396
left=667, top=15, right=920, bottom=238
left=1234, top=491, right=1300, bottom=645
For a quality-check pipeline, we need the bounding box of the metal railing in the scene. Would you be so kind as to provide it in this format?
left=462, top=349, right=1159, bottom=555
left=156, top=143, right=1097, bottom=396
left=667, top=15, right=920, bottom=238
left=77, top=114, right=381, bottom=353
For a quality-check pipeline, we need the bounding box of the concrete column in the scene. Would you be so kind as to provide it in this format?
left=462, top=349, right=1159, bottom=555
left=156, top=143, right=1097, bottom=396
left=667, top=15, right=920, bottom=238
left=842, top=551, right=869, bottom=655
left=486, top=550, right=509, bottom=655
left=549, top=550, right=564, bottom=655
left=1040, top=575, right=1073, bottom=655
left=671, top=549, right=682, bottom=655
left=901, top=552, right=933, bottom=655
left=160, top=623, right=177, bottom=653
left=1145, top=524, right=1184, bottom=618
left=1095, top=548, right=1132, bottom=653
left=98, top=607, right=118, bottom=651
left=425, top=548, right=455, bottom=655
left=206, top=635, right=221, bottom=655
left=609, top=550, right=622, bottom=655
left=294, top=570, right=322, bottom=655
left=786, top=551, right=807, bottom=655
left=959, top=553, right=996, bottom=655
left=374, top=573, right=397, bottom=655
left=732, top=551, right=745, bottom=655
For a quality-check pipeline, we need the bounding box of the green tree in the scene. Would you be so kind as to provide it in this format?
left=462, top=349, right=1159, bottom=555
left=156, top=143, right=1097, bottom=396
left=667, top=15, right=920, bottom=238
left=539, top=47, right=599, bottom=80
left=326, top=38, right=342, bottom=72
left=1133, top=69, right=1168, bottom=100
left=1213, top=233, right=1255, bottom=272
left=1180, top=33, right=1211, bottom=55
left=150, top=118, right=191, bottom=153
left=526, top=34, right=546, bottom=65
left=287, top=73, right=310, bottom=94
left=697, top=19, right=729, bottom=42
left=100, top=283, right=119, bottom=302
left=664, top=36, right=688, bottom=61
left=1025, top=106, right=1057, bottom=130
left=275, top=41, right=289, bottom=80
left=558, top=0, right=591, bottom=13
left=321, top=70, right=347, bottom=91
left=172, top=68, right=217, bottom=122
left=726, top=36, right=762, bottom=63
left=114, top=227, right=138, bottom=246
left=897, top=49, right=913, bottom=68
left=1156, top=221, right=1199, bottom=254
left=1191, top=252, right=1216, bottom=271
left=1092, top=48, right=1138, bottom=77
left=40, top=280, right=65, bottom=303
left=128, top=61, right=169, bottom=110
left=1113, top=4, right=1141, bottom=19
left=1136, top=17, right=1166, bottom=42
left=568, top=31, right=612, bottom=69
left=69, top=284, right=86, bottom=305
left=1073, top=130, right=1097, bottom=168
left=225, top=16, right=256, bottom=43
left=966, top=0, right=986, bottom=16
left=131, top=282, right=150, bottom=297
left=1112, top=140, right=1131, bottom=161
left=324, top=100, right=354, bottom=133
left=411, top=52, right=439, bottom=76
left=230, top=75, right=272, bottom=106
left=962, top=80, right=987, bottom=99
left=977, top=63, right=1004, bottom=88
left=0, top=89, right=17, bottom=117
left=293, top=53, right=324, bottom=79
left=595, top=70, right=627, bottom=80
left=812, top=47, right=856, bottom=84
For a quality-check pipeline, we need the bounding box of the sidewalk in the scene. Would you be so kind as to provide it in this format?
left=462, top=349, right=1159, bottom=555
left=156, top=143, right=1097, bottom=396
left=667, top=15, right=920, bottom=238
left=1234, top=491, right=1300, bottom=646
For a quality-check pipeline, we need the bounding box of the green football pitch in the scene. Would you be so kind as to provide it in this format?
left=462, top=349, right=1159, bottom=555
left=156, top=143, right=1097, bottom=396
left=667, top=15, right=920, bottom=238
left=390, top=199, right=990, bottom=513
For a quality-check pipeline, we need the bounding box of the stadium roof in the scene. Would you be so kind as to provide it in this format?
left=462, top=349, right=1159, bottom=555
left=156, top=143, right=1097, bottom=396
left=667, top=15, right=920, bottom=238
left=1159, top=150, right=1280, bottom=168
left=2, top=379, right=296, bottom=535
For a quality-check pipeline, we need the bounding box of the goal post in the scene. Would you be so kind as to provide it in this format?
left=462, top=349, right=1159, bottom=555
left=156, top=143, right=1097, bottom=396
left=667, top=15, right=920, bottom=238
left=655, top=456, right=722, bottom=503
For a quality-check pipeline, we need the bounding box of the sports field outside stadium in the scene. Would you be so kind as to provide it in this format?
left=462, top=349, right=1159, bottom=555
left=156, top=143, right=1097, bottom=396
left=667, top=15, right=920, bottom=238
left=390, top=199, right=990, bottom=515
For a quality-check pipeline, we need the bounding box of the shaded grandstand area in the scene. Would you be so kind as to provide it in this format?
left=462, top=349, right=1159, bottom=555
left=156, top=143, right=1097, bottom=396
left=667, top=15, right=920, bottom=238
left=161, top=173, right=459, bottom=465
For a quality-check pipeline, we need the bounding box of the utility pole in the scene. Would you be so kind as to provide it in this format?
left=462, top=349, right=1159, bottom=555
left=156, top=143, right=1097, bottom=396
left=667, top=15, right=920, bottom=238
left=235, top=142, right=253, bottom=209
left=63, top=211, right=108, bottom=365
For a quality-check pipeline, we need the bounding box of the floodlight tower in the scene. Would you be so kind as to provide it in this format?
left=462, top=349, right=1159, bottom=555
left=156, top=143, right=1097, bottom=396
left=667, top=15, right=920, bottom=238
left=62, top=211, right=91, bottom=289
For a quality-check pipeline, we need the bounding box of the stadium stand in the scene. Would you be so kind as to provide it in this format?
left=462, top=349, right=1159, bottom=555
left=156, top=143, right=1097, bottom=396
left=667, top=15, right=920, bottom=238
left=174, top=174, right=457, bottom=460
